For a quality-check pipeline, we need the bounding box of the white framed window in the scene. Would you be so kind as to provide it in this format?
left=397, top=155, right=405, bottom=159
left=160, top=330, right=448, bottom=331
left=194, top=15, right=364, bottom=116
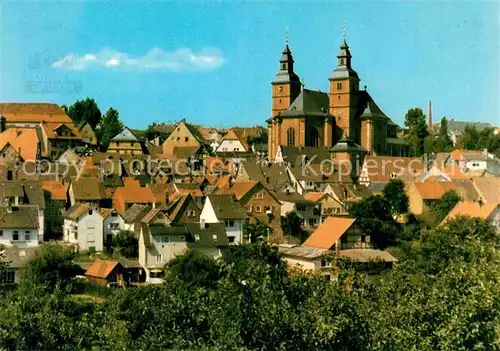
left=156, top=254, right=162, bottom=263
left=156, top=236, right=169, bottom=244
left=254, top=192, right=264, bottom=200
left=245, top=205, right=252, bottom=213
left=86, top=220, right=95, bottom=229
left=25, top=233, right=30, bottom=241
left=13, top=231, right=19, bottom=241
left=296, top=205, right=306, bottom=212
left=110, top=223, right=119, bottom=230
left=212, top=234, right=217, bottom=240
left=0, top=271, right=15, bottom=284
left=195, top=234, right=200, bottom=241
left=179, top=236, right=185, bottom=241
left=321, top=258, right=331, bottom=267
left=88, top=209, right=93, bottom=215
left=225, top=220, right=235, bottom=227
left=255, top=205, right=262, bottom=213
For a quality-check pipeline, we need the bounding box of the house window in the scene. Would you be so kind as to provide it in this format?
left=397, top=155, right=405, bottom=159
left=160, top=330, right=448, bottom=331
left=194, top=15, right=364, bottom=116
left=296, top=205, right=306, bottom=212
left=156, top=254, right=162, bottom=263
left=86, top=221, right=95, bottom=229
left=321, top=259, right=331, bottom=267
left=156, top=236, right=169, bottom=244
left=110, top=223, right=119, bottom=230
left=264, top=206, right=272, bottom=212
left=212, top=234, right=217, bottom=240
left=254, top=192, right=264, bottom=200
left=88, top=209, right=93, bottom=215
left=279, top=85, right=283, bottom=92
left=228, top=236, right=235, bottom=244
left=286, top=128, right=295, bottom=147
left=0, top=230, right=3, bottom=237
left=225, top=220, right=235, bottom=227
left=245, top=205, right=252, bottom=212
left=337, top=82, right=342, bottom=90
left=185, top=210, right=196, bottom=217
left=176, top=137, right=180, bottom=141
left=25, top=232, right=30, bottom=241
left=255, top=205, right=262, bottom=213
left=195, top=234, right=200, bottom=241
left=185, top=137, right=189, bottom=142
left=111, top=212, right=118, bottom=217
left=0, top=271, right=15, bottom=284
left=13, top=231, right=19, bottom=241
left=179, top=236, right=185, bottom=241
left=308, top=218, right=317, bottom=227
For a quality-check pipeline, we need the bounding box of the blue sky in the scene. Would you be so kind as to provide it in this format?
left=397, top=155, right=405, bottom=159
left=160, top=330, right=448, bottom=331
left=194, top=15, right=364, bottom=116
left=1, top=1, right=498, bottom=129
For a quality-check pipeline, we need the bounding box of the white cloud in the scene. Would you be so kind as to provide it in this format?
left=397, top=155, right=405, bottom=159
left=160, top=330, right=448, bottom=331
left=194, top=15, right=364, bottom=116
left=52, top=47, right=224, bottom=72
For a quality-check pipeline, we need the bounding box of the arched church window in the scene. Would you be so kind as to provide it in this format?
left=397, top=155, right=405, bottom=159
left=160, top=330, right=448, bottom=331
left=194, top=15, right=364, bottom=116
left=337, top=82, right=342, bottom=90
left=281, top=63, right=286, bottom=70
left=279, top=86, right=283, bottom=92
left=340, top=58, right=344, bottom=65
left=286, top=128, right=295, bottom=146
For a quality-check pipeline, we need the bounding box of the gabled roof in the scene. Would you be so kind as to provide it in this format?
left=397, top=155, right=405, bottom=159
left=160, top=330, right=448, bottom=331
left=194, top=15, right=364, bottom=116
left=411, top=181, right=457, bottom=200
left=303, top=192, right=329, bottom=203
left=206, top=194, right=246, bottom=219
left=360, top=93, right=389, bottom=120
left=0, top=128, right=39, bottom=161
left=441, top=201, right=500, bottom=226
left=223, top=181, right=259, bottom=201
left=0, top=103, right=71, bottom=123
left=123, top=204, right=152, bottom=223
left=303, top=217, right=356, bottom=249
left=281, top=89, right=330, bottom=118
left=41, top=180, right=68, bottom=201
left=185, top=222, right=229, bottom=248
left=0, top=206, right=39, bottom=229
left=113, top=186, right=155, bottom=204
left=111, top=127, right=140, bottom=142
left=444, top=120, right=493, bottom=134
left=100, top=208, right=121, bottom=220
left=71, top=178, right=105, bottom=200
left=275, top=192, right=315, bottom=205
left=473, top=178, right=500, bottom=203
left=278, top=244, right=330, bottom=260
left=64, top=203, right=96, bottom=220
left=85, top=259, right=120, bottom=279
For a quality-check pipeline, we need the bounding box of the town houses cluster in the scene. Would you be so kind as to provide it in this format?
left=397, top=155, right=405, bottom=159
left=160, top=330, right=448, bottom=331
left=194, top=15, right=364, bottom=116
left=1, top=39, right=499, bottom=285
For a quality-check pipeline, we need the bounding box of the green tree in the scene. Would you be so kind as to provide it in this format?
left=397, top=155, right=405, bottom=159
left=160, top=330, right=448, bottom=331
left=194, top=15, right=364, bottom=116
left=404, top=107, right=429, bottom=156
left=382, top=179, right=409, bottom=217
left=243, top=220, right=270, bottom=243
left=434, top=117, right=454, bottom=152
left=281, top=211, right=307, bottom=242
left=428, top=190, right=461, bottom=226
left=111, top=230, right=138, bottom=258
left=97, top=107, right=124, bottom=149
left=349, top=195, right=399, bottom=249
left=66, top=97, right=102, bottom=128
left=165, top=250, right=222, bottom=290
left=20, top=244, right=82, bottom=293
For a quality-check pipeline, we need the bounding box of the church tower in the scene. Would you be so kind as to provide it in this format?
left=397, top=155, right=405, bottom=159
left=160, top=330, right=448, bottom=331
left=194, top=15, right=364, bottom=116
left=268, top=40, right=302, bottom=160
left=329, top=39, right=361, bottom=143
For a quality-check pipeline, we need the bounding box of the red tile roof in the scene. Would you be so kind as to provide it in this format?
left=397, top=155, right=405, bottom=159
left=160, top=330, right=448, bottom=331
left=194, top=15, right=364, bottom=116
left=303, top=217, right=356, bottom=249
left=412, top=182, right=457, bottom=200
left=41, top=180, right=67, bottom=200
left=85, top=259, right=119, bottom=279
left=441, top=201, right=500, bottom=226
left=0, top=128, right=39, bottom=161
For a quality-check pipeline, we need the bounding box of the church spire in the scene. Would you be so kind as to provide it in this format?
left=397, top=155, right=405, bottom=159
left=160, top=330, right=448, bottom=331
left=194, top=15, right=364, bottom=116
left=273, top=31, right=300, bottom=84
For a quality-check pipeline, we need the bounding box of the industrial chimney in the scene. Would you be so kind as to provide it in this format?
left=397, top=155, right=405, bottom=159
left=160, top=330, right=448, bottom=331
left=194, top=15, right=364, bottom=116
left=428, top=101, right=433, bottom=128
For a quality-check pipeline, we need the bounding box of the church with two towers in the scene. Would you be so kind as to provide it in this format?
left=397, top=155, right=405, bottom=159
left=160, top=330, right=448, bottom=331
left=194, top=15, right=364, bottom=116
left=267, top=38, right=409, bottom=161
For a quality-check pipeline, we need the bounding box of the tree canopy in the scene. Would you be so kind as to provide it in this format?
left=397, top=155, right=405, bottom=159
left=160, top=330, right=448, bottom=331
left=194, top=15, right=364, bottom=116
left=96, top=107, right=124, bottom=149
left=66, top=98, right=102, bottom=129
left=404, top=107, right=429, bottom=156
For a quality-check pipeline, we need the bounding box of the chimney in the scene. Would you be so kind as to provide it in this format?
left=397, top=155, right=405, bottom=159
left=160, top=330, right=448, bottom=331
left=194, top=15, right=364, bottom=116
left=428, top=100, right=433, bottom=127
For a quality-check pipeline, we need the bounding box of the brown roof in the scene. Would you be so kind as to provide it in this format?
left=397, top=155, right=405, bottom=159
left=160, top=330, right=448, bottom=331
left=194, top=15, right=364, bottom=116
left=42, top=122, right=81, bottom=139
left=71, top=178, right=104, bottom=200
left=303, top=192, right=329, bottom=203
left=0, top=103, right=71, bottom=123
left=85, top=259, right=120, bottom=279
left=362, top=156, right=425, bottom=183
left=0, top=128, right=39, bottom=161
left=473, top=178, right=500, bottom=203
left=441, top=201, right=500, bottom=225
left=64, top=203, right=93, bottom=220
left=412, top=182, right=457, bottom=200
left=0, top=206, right=39, bottom=229
left=223, top=181, right=259, bottom=200
left=113, top=186, right=155, bottom=204
left=303, top=217, right=356, bottom=249
left=41, top=180, right=67, bottom=200
left=99, top=208, right=120, bottom=220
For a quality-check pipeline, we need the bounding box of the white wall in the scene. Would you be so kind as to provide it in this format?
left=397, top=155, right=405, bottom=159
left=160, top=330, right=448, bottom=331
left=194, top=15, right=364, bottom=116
left=0, top=228, right=39, bottom=247
left=103, top=213, right=125, bottom=238
left=200, top=197, right=244, bottom=244
left=216, top=139, right=246, bottom=153
left=225, top=219, right=243, bottom=244
left=64, top=210, right=104, bottom=252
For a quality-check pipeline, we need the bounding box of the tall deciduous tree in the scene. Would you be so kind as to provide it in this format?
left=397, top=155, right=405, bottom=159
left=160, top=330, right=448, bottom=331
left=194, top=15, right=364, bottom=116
left=404, top=108, right=429, bottom=156
left=382, top=179, right=409, bottom=217
left=66, top=98, right=102, bottom=128
left=97, top=107, right=124, bottom=149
